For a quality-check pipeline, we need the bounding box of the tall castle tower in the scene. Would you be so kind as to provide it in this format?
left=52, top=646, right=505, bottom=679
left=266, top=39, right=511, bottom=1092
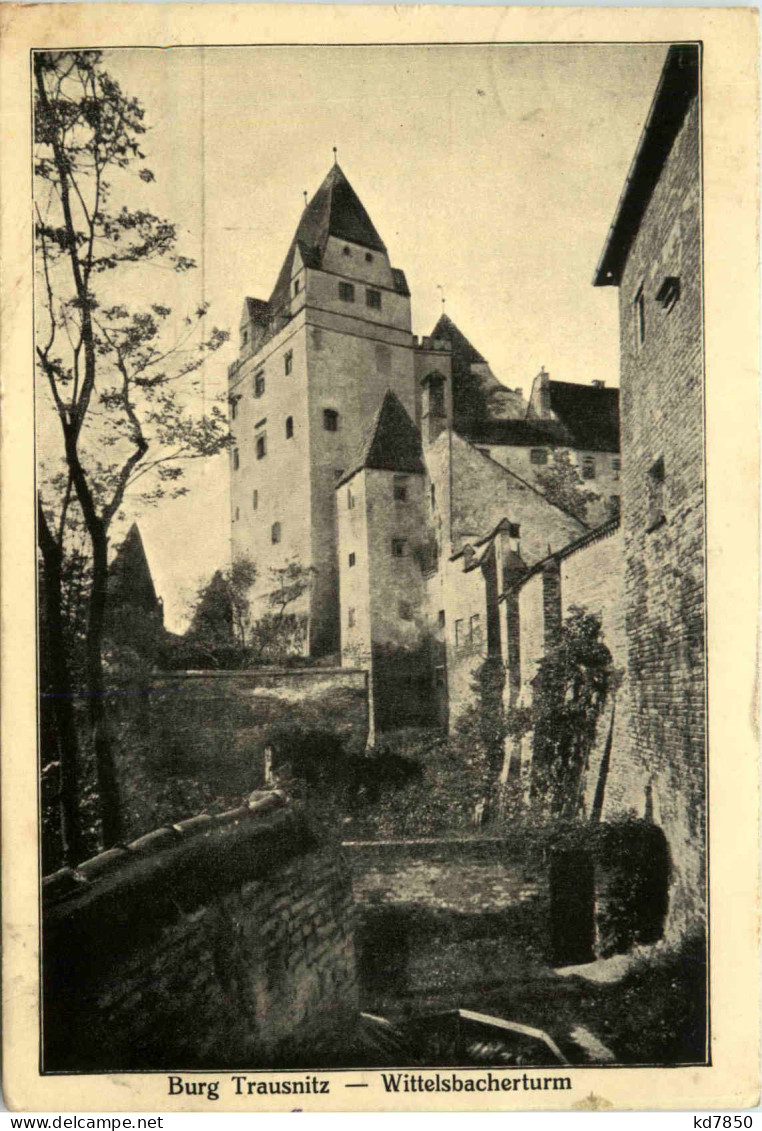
left=228, top=163, right=420, bottom=655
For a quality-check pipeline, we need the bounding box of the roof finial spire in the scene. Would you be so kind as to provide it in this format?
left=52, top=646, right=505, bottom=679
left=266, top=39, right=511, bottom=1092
left=437, top=284, right=446, bottom=313
left=333, top=146, right=338, bottom=166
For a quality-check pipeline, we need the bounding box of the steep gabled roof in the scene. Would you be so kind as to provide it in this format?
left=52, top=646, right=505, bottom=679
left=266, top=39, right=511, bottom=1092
left=460, top=417, right=571, bottom=448
left=431, top=312, right=486, bottom=364
left=270, top=164, right=386, bottom=315
left=430, top=313, right=526, bottom=429
left=594, top=44, right=700, bottom=287
left=337, top=391, right=424, bottom=486
left=546, top=381, right=620, bottom=452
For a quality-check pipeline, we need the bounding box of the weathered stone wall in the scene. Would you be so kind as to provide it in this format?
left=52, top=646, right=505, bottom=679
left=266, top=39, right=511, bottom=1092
left=448, top=432, right=586, bottom=560
left=124, top=667, right=369, bottom=785
left=43, top=805, right=358, bottom=1071
left=615, top=94, right=705, bottom=937
left=560, top=525, right=627, bottom=814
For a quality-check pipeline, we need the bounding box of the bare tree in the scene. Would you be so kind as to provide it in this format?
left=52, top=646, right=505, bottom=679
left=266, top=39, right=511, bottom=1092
left=34, top=50, right=230, bottom=852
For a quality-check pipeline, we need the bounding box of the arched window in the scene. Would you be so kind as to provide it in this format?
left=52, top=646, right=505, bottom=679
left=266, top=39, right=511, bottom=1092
left=271, top=522, right=281, bottom=545
left=286, top=416, right=294, bottom=439
left=323, top=408, right=339, bottom=432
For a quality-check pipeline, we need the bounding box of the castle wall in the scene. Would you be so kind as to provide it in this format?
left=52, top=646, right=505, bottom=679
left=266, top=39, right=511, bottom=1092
left=229, top=309, right=313, bottom=640
left=559, top=526, right=628, bottom=815
left=448, top=432, right=586, bottom=561
left=613, top=96, right=705, bottom=937
left=338, top=472, right=373, bottom=668
left=478, top=444, right=621, bottom=527
left=42, top=806, right=358, bottom=1071
left=364, top=467, right=435, bottom=730
left=302, top=235, right=415, bottom=657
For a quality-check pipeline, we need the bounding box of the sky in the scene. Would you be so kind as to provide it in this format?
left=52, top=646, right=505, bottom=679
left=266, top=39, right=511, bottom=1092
left=42, top=43, right=668, bottom=631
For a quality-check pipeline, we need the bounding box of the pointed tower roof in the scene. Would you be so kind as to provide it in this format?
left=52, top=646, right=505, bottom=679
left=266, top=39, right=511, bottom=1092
left=107, top=523, right=159, bottom=612
left=431, top=312, right=486, bottom=364
left=338, top=391, right=425, bottom=485
left=269, top=164, right=387, bottom=314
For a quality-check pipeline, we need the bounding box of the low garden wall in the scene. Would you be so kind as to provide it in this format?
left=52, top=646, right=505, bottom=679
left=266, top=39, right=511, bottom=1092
left=43, top=800, right=358, bottom=1071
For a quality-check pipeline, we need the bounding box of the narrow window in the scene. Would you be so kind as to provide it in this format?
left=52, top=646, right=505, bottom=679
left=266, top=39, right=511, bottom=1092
left=431, top=483, right=436, bottom=509
left=284, top=351, right=293, bottom=376
left=398, top=600, right=413, bottom=621
left=391, top=538, right=406, bottom=558
left=285, top=416, right=294, bottom=439
left=235, top=506, right=240, bottom=521
left=293, top=278, right=300, bottom=296
left=366, top=288, right=382, bottom=310
left=530, top=448, right=548, bottom=465
left=348, top=607, right=356, bottom=628
left=429, top=378, right=446, bottom=417
left=647, top=457, right=666, bottom=532
left=582, top=455, right=596, bottom=480
left=438, top=609, right=445, bottom=628
left=254, top=372, right=265, bottom=398
left=232, top=448, right=240, bottom=470
left=230, top=399, right=238, bottom=421
left=338, top=281, right=355, bottom=303
left=323, top=408, right=339, bottom=432
left=612, top=457, right=621, bottom=480
left=455, top=619, right=464, bottom=648
left=470, top=614, right=482, bottom=648
left=342, top=246, right=351, bottom=257
left=394, top=476, right=408, bottom=502
left=271, top=521, right=281, bottom=544
left=347, top=487, right=355, bottom=510
left=348, top=552, right=356, bottom=568
left=252, top=489, right=258, bottom=510
left=634, top=284, right=646, bottom=351
left=656, top=275, right=680, bottom=312
left=375, top=343, right=391, bottom=374
left=241, top=328, right=248, bottom=347
left=256, top=434, right=266, bottom=460
left=609, top=495, right=621, bottom=518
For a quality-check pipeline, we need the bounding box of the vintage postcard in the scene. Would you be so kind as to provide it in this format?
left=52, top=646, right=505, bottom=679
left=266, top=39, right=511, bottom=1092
left=1, top=3, right=759, bottom=1113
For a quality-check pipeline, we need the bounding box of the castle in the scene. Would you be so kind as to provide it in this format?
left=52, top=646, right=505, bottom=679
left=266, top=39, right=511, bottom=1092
left=227, top=161, right=620, bottom=735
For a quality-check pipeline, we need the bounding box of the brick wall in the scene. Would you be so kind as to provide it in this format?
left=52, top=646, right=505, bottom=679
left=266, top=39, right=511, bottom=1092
left=614, top=95, right=705, bottom=938
left=42, top=804, right=358, bottom=1071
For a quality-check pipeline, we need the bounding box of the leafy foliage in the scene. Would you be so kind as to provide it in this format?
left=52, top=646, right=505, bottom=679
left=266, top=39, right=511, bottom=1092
left=35, top=49, right=230, bottom=856
left=529, top=606, right=622, bottom=819
left=535, top=449, right=599, bottom=524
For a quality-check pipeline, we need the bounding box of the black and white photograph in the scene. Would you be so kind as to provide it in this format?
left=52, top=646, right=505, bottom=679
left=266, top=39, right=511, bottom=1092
left=2, top=5, right=758, bottom=1112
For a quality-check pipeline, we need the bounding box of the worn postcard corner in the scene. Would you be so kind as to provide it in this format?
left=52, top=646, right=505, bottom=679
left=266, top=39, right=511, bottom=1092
left=1, top=2, right=759, bottom=1115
